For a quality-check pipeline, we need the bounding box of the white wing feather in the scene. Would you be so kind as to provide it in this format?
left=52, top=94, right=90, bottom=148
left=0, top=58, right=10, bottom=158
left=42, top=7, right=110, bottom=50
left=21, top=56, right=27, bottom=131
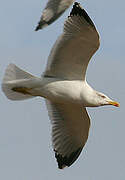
left=44, top=4, right=100, bottom=80
left=46, top=100, right=90, bottom=168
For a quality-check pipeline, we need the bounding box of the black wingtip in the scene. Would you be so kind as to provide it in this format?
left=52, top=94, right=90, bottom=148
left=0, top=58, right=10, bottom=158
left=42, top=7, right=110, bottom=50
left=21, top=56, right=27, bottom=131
left=69, top=2, right=95, bottom=27
left=35, top=20, right=48, bottom=31
left=35, top=26, right=40, bottom=31
left=55, top=147, right=83, bottom=169
left=35, top=23, right=42, bottom=31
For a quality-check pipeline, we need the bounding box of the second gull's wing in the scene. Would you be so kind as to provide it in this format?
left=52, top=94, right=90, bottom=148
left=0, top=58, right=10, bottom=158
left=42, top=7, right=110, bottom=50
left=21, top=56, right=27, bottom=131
left=44, top=2, right=100, bottom=80
left=35, top=0, right=74, bottom=30
left=46, top=100, right=90, bottom=168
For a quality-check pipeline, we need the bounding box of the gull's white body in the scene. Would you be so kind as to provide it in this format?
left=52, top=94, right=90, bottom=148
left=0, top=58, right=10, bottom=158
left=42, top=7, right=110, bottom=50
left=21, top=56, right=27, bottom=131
left=38, top=79, right=93, bottom=105
left=24, top=78, right=98, bottom=106
left=2, top=3, right=119, bottom=169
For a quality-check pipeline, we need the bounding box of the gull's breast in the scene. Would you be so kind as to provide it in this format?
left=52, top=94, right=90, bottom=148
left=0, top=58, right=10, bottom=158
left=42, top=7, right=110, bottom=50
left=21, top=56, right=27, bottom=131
left=37, top=79, right=84, bottom=104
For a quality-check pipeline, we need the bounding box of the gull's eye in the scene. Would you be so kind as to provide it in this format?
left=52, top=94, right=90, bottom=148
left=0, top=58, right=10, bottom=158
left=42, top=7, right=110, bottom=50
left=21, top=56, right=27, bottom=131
left=97, top=93, right=106, bottom=99
left=100, top=95, right=106, bottom=98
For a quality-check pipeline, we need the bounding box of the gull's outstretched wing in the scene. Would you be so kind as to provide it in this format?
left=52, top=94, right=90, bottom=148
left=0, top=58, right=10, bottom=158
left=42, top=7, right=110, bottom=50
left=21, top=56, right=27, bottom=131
left=44, top=2, right=100, bottom=80
left=35, top=0, right=74, bottom=31
left=46, top=100, right=90, bottom=169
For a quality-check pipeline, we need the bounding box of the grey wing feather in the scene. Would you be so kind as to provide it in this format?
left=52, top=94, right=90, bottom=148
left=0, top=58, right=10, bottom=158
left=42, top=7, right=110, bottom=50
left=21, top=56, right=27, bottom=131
left=35, top=0, right=74, bottom=30
left=46, top=100, right=90, bottom=168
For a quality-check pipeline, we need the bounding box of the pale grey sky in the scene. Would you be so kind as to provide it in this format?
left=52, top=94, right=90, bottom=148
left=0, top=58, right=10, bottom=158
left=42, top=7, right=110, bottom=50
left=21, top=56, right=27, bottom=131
left=0, top=0, right=125, bottom=179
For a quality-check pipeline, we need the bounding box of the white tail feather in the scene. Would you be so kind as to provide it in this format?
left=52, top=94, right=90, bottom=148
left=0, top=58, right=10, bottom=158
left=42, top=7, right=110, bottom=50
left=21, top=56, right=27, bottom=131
left=2, top=64, right=39, bottom=100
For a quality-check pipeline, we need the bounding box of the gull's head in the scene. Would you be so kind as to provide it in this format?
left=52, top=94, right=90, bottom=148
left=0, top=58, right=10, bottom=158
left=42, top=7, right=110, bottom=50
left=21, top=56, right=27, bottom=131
left=96, top=92, right=120, bottom=107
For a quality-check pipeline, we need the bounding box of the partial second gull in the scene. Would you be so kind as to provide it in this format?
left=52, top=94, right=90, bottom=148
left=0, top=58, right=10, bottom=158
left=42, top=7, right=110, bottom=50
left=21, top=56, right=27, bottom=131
left=2, top=2, right=119, bottom=169
left=35, top=0, right=74, bottom=30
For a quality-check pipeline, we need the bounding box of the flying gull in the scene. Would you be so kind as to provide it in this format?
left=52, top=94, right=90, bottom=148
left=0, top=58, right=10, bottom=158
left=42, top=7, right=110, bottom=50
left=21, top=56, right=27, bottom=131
left=2, top=2, right=120, bottom=169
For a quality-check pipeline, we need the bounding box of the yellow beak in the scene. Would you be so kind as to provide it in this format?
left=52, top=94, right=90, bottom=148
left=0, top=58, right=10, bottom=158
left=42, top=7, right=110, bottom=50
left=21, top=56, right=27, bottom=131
left=109, top=101, right=120, bottom=107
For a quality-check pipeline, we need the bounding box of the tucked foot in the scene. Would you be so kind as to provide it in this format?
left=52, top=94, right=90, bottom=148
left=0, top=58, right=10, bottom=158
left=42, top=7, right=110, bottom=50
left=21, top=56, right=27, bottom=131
left=12, top=87, right=33, bottom=95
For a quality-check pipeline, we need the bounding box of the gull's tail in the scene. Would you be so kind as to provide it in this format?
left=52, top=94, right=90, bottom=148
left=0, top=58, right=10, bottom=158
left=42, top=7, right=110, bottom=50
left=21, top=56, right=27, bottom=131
left=2, top=64, right=40, bottom=101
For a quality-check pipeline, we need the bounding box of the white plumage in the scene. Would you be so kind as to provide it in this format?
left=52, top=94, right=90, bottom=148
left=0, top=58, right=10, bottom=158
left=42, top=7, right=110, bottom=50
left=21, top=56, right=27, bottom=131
left=2, top=3, right=119, bottom=169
